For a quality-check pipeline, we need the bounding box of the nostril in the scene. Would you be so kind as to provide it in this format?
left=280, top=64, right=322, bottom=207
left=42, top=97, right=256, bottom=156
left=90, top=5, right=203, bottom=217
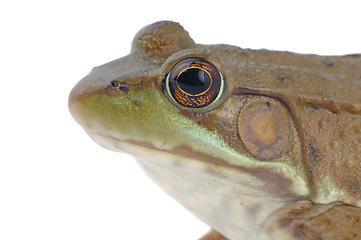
left=110, top=80, right=120, bottom=88
left=110, top=80, right=130, bottom=93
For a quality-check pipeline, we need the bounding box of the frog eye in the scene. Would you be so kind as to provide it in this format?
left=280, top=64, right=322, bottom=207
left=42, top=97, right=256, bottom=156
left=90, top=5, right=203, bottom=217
left=165, top=58, right=224, bottom=109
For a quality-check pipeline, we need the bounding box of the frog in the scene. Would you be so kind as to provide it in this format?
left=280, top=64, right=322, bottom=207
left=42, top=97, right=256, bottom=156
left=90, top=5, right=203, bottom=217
left=68, top=21, right=361, bottom=240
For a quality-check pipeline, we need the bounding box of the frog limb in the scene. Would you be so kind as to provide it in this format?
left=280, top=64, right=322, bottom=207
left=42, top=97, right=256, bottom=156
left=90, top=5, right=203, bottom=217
left=262, top=201, right=361, bottom=240
left=199, top=229, right=228, bottom=240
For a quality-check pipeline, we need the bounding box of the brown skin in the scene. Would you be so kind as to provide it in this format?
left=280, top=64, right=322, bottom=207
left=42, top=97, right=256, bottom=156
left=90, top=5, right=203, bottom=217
left=193, top=28, right=361, bottom=237
left=196, top=41, right=361, bottom=202
left=70, top=21, right=361, bottom=239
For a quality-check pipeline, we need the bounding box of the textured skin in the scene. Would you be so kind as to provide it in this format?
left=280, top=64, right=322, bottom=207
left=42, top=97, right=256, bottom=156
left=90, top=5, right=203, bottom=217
left=69, top=21, right=361, bottom=239
left=200, top=44, right=361, bottom=205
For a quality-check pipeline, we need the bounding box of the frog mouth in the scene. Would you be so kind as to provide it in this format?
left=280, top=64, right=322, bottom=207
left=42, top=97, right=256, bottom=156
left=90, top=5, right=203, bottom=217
left=86, top=132, right=299, bottom=198
left=87, top=132, right=229, bottom=167
left=87, top=132, right=244, bottom=184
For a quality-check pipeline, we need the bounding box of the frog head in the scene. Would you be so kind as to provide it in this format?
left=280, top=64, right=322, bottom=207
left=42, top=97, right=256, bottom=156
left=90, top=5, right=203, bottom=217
left=69, top=21, right=361, bottom=239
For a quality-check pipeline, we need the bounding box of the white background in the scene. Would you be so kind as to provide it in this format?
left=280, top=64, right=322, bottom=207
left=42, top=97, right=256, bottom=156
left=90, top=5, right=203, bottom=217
left=1, top=0, right=360, bottom=239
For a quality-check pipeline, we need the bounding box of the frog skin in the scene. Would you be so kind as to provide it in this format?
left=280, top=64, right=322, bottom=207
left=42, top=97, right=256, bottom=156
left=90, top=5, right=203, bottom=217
left=68, top=21, right=361, bottom=240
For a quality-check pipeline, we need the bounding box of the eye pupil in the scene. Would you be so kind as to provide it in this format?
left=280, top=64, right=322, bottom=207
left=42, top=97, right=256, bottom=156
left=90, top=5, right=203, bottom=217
left=176, top=68, right=211, bottom=95
left=165, top=57, right=224, bottom=109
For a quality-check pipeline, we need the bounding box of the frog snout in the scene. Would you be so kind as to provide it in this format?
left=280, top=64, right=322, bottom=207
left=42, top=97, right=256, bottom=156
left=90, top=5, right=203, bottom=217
left=68, top=76, right=133, bottom=134
left=68, top=79, right=91, bottom=130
